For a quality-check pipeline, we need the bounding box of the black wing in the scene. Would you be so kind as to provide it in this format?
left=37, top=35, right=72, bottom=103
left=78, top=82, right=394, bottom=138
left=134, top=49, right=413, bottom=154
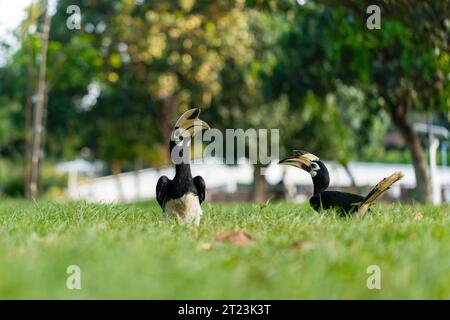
left=193, top=176, right=206, bottom=204
left=156, top=176, right=171, bottom=209
left=310, top=191, right=364, bottom=215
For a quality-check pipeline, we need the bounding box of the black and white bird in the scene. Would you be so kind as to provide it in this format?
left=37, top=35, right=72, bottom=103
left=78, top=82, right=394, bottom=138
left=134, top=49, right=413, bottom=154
left=279, top=150, right=404, bottom=216
left=156, top=108, right=210, bottom=225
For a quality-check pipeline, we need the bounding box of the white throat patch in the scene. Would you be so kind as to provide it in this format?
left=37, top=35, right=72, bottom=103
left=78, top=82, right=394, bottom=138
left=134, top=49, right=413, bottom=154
left=309, top=162, right=320, bottom=177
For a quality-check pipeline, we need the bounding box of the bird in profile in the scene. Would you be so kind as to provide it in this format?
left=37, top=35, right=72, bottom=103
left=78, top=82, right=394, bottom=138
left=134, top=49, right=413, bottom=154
left=156, top=108, right=210, bottom=225
left=279, top=150, right=404, bottom=216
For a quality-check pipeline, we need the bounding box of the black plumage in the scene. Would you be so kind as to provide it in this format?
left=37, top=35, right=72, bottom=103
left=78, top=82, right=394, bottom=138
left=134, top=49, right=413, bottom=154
left=309, top=191, right=364, bottom=214
left=279, top=150, right=403, bottom=216
left=156, top=160, right=206, bottom=210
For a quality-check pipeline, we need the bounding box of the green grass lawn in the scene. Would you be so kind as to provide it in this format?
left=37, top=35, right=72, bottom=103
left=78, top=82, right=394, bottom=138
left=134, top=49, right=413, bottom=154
left=0, top=199, right=448, bottom=299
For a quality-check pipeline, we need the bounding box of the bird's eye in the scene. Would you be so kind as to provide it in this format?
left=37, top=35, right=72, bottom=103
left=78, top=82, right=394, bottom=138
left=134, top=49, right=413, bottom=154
left=311, top=163, right=320, bottom=170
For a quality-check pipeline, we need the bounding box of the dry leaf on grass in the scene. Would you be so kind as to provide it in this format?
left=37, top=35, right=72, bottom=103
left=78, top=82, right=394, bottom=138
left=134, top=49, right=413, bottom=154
left=290, top=241, right=303, bottom=251
left=197, top=242, right=212, bottom=251
left=215, top=230, right=255, bottom=246
left=290, top=241, right=315, bottom=251
left=31, top=233, right=58, bottom=245
left=413, top=212, right=423, bottom=221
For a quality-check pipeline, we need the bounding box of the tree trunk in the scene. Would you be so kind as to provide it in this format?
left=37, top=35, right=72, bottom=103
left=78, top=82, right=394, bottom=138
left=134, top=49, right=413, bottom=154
left=343, top=163, right=356, bottom=187
left=158, top=96, right=178, bottom=145
left=29, top=0, right=51, bottom=199
left=390, top=100, right=431, bottom=203
left=252, top=163, right=268, bottom=203
left=24, top=31, right=34, bottom=198
left=343, top=162, right=359, bottom=194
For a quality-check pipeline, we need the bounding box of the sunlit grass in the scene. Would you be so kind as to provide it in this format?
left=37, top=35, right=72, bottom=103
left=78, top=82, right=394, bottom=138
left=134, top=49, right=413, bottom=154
left=0, top=199, right=448, bottom=299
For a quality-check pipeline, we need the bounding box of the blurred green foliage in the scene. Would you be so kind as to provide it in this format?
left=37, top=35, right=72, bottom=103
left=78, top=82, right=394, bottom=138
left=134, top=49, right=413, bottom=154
left=0, top=0, right=449, bottom=200
left=0, top=159, right=67, bottom=197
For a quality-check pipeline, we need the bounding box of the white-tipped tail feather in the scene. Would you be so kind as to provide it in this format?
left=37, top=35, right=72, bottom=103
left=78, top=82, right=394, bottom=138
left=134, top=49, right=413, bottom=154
left=356, top=171, right=404, bottom=216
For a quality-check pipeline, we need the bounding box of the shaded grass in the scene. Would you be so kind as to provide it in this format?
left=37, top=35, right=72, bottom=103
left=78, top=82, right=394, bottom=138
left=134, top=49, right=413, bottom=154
left=0, top=199, right=448, bottom=299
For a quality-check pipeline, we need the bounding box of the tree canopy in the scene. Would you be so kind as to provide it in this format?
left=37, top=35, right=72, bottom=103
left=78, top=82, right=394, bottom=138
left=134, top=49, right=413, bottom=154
left=0, top=0, right=449, bottom=202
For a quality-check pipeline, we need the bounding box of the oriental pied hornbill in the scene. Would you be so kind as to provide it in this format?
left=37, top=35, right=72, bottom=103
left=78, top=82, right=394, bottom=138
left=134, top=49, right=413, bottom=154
left=279, top=150, right=404, bottom=216
left=156, top=108, right=210, bottom=225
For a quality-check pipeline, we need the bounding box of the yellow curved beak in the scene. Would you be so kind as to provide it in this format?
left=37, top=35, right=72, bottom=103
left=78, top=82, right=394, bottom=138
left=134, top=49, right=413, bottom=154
left=278, top=150, right=319, bottom=171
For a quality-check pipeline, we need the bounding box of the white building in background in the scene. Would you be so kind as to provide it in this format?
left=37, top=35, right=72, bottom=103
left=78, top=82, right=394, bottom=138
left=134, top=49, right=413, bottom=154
left=65, top=158, right=450, bottom=204
left=56, top=159, right=103, bottom=176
